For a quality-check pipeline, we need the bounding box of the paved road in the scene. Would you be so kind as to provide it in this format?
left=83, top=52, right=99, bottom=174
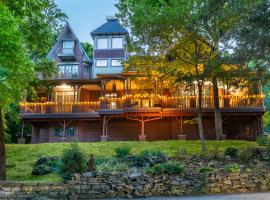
left=144, top=193, right=270, bottom=200
left=107, top=192, right=270, bottom=200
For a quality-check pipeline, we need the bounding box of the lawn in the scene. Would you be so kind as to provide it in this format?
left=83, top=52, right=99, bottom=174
left=6, top=140, right=257, bottom=183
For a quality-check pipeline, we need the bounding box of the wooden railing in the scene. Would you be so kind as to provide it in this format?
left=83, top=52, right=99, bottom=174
left=20, top=102, right=100, bottom=114
left=20, top=94, right=264, bottom=114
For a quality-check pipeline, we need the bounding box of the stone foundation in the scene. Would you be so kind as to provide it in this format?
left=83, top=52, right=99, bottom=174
left=1, top=171, right=270, bottom=199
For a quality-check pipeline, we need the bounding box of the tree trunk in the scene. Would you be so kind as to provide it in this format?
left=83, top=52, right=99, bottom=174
left=212, top=77, right=223, bottom=140
left=197, top=82, right=207, bottom=152
left=0, top=106, right=6, bottom=180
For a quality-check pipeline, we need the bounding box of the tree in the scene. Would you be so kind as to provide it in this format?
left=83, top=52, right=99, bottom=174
left=117, top=0, right=208, bottom=152
left=0, top=0, right=66, bottom=180
left=0, top=3, right=33, bottom=180
left=117, top=0, right=268, bottom=142
left=81, top=42, right=93, bottom=58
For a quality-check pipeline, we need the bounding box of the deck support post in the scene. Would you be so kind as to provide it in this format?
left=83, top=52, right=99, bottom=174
left=101, top=116, right=108, bottom=142
left=139, top=120, right=146, bottom=141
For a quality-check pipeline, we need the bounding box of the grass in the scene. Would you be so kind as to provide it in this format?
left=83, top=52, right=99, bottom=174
left=6, top=140, right=257, bottom=183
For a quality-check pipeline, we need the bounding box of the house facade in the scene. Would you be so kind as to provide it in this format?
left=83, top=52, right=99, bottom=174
left=20, top=17, right=265, bottom=143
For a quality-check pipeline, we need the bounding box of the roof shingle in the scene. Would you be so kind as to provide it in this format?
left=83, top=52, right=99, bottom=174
left=91, top=18, right=128, bottom=36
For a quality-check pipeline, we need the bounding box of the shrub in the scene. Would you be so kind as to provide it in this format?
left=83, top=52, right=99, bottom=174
left=257, top=135, right=268, bottom=146
left=97, top=162, right=129, bottom=172
left=115, top=146, right=131, bottom=158
left=133, top=150, right=168, bottom=167
left=224, top=164, right=240, bottom=173
left=32, top=164, right=52, bottom=175
left=32, top=156, right=60, bottom=175
left=146, top=162, right=184, bottom=174
left=198, top=166, right=214, bottom=173
left=60, top=142, right=87, bottom=179
left=207, top=145, right=222, bottom=160
left=174, top=148, right=189, bottom=160
left=238, top=147, right=254, bottom=163
left=224, top=147, right=239, bottom=159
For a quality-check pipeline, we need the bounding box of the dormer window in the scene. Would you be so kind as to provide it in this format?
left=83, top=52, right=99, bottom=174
left=62, top=41, right=74, bottom=54
left=97, top=38, right=108, bottom=49
left=112, top=38, right=123, bottom=49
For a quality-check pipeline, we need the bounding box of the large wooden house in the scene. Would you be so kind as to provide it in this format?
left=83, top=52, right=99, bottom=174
left=20, top=17, right=265, bottom=143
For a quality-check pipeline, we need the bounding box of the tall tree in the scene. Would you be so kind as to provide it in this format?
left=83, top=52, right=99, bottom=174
left=0, top=0, right=66, bottom=180
left=116, top=0, right=267, bottom=142
left=117, top=0, right=208, bottom=151
left=0, top=3, right=33, bottom=180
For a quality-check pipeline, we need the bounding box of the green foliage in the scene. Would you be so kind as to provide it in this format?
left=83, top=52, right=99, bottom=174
left=97, top=162, right=129, bottom=172
left=32, top=156, right=60, bottom=176
left=198, top=166, right=214, bottom=174
left=224, top=147, right=239, bottom=159
left=224, top=164, right=240, bottom=173
left=115, top=146, right=131, bottom=158
left=257, top=135, right=268, bottom=146
left=60, top=143, right=87, bottom=179
left=238, top=147, right=255, bottom=163
left=207, top=145, right=222, bottom=160
left=5, top=140, right=257, bottom=182
left=146, top=162, right=184, bottom=174
left=133, top=150, right=168, bottom=167
left=174, top=148, right=189, bottom=160
left=80, top=42, right=93, bottom=58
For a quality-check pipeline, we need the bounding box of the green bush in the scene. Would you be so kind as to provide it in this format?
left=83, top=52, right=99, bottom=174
left=146, top=162, right=184, bottom=174
left=207, top=145, right=222, bottom=160
left=174, top=148, right=189, bottom=160
left=32, top=156, right=60, bottom=175
left=97, top=162, right=129, bottom=172
left=133, top=150, right=168, bottom=167
left=257, top=135, right=268, bottom=146
left=60, top=142, right=87, bottom=179
left=198, top=166, right=214, bottom=173
left=115, top=146, right=131, bottom=158
left=224, top=147, right=239, bottom=159
left=238, top=147, right=254, bottom=163
left=224, top=164, right=240, bottom=173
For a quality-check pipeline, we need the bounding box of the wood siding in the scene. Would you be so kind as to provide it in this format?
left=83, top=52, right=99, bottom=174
left=30, top=114, right=263, bottom=143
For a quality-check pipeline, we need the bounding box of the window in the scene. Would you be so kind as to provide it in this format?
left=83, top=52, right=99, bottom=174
left=112, top=38, right=123, bottom=49
left=96, top=59, right=108, bottom=67
left=111, top=59, right=122, bottom=67
left=63, top=41, right=74, bottom=49
left=58, top=65, right=79, bottom=78
left=97, top=38, right=108, bottom=49
left=62, top=41, right=74, bottom=54
left=54, top=126, right=76, bottom=137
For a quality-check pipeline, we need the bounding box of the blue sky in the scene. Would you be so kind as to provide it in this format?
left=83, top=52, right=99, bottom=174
left=55, top=0, right=119, bottom=44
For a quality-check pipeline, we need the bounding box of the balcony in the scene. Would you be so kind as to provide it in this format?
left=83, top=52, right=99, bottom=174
left=20, top=94, right=264, bottom=118
left=57, top=48, right=76, bottom=61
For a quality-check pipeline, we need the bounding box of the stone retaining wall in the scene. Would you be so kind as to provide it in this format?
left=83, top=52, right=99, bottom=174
left=1, top=171, right=270, bottom=199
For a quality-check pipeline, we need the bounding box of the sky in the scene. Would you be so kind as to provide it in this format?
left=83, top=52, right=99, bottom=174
left=55, top=0, right=119, bottom=45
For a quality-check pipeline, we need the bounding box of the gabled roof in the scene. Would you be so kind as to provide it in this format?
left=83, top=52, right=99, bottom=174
left=91, top=17, right=128, bottom=37
left=47, top=22, right=91, bottom=62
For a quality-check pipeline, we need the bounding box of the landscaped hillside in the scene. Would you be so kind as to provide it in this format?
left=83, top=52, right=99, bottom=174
left=6, top=140, right=257, bottom=182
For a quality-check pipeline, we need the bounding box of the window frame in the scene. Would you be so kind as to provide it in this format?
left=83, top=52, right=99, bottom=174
left=96, top=59, right=108, bottom=68
left=111, top=37, right=124, bottom=49
left=111, top=59, right=123, bottom=67
left=96, top=38, right=109, bottom=50
left=53, top=126, right=76, bottom=137
left=57, top=64, right=79, bottom=78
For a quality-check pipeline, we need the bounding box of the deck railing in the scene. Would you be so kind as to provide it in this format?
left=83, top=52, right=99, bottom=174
left=20, top=102, right=100, bottom=114
left=20, top=94, right=264, bottom=114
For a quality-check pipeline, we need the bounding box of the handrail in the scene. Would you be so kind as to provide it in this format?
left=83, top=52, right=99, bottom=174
left=20, top=94, right=264, bottom=114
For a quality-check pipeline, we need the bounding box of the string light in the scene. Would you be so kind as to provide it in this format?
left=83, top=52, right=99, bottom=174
left=20, top=94, right=264, bottom=108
